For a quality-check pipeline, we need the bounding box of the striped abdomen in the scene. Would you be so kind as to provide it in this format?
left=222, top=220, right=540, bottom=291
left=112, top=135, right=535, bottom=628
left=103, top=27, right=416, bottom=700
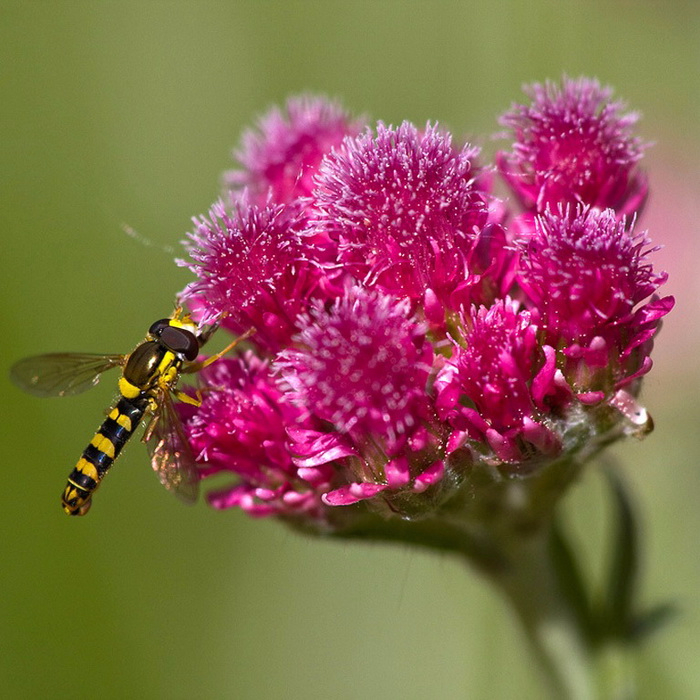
left=62, top=395, right=150, bottom=516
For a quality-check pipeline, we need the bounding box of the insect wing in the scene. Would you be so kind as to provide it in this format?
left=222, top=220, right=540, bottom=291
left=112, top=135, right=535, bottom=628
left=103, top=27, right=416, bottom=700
left=145, top=390, right=199, bottom=504
left=10, top=353, right=126, bottom=398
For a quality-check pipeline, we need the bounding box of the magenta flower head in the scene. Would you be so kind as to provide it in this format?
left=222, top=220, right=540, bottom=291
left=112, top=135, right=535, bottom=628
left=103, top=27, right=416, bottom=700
left=181, top=352, right=331, bottom=520
left=223, top=95, right=364, bottom=209
left=518, top=206, right=673, bottom=399
left=497, top=77, right=648, bottom=218
left=312, top=122, right=495, bottom=325
left=278, top=286, right=431, bottom=437
left=276, top=285, right=447, bottom=513
left=178, top=196, right=331, bottom=354
left=435, top=299, right=561, bottom=465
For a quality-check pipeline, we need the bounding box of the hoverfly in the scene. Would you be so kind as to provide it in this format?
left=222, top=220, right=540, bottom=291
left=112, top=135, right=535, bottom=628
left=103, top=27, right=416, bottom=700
left=10, top=308, right=251, bottom=516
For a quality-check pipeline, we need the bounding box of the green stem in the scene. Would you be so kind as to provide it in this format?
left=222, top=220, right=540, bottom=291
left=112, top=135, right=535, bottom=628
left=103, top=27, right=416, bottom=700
left=484, top=530, right=595, bottom=700
left=322, top=515, right=597, bottom=697
left=298, top=452, right=644, bottom=697
left=593, top=642, right=636, bottom=700
left=316, top=510, right=642, bottom=698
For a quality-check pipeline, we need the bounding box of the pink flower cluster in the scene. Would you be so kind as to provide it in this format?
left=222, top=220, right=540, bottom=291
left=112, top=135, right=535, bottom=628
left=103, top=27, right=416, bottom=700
left=178, top=80, right=673, bottom=525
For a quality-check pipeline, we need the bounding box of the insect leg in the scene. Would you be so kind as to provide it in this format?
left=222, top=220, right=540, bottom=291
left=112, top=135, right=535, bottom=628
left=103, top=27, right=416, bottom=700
left=184, top=327, right=255, bottom=374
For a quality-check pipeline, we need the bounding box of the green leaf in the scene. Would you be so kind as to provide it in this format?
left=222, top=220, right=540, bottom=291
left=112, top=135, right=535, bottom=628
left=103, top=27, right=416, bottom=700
left=631, top=602, right=678, bottom=643
left=599, top=466, right=639, bottom=641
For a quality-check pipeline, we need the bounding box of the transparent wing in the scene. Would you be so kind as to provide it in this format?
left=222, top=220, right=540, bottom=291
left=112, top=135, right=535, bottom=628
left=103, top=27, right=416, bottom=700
left=9, top=353, right=126, bottom=397
left=144, top=390, right=199, bottom=505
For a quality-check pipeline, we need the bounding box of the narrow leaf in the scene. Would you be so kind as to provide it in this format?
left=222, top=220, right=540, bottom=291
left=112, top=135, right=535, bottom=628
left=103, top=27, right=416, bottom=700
left=631, top=602, right=678, bottom=643
left=600, top=466, right=639, bottom=640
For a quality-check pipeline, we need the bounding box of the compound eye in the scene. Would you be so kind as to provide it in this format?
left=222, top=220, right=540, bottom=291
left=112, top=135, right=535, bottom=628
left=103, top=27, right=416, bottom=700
left=159, top=326, right=200, bottom=361
left=148, top=318, right=171, bottom=338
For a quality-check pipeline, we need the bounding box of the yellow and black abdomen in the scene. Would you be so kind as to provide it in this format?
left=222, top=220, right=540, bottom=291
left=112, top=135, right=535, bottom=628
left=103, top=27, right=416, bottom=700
left=62, top=394, right=150, bottom=516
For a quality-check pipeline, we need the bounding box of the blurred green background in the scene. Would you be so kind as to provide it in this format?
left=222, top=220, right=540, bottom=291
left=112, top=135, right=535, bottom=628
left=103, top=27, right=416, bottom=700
left=1, top=2, right=698, bottom=698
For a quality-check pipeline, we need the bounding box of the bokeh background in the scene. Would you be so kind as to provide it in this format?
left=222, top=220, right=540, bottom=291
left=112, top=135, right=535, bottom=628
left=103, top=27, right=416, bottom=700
left=2, top=2, right=698, bottom=698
